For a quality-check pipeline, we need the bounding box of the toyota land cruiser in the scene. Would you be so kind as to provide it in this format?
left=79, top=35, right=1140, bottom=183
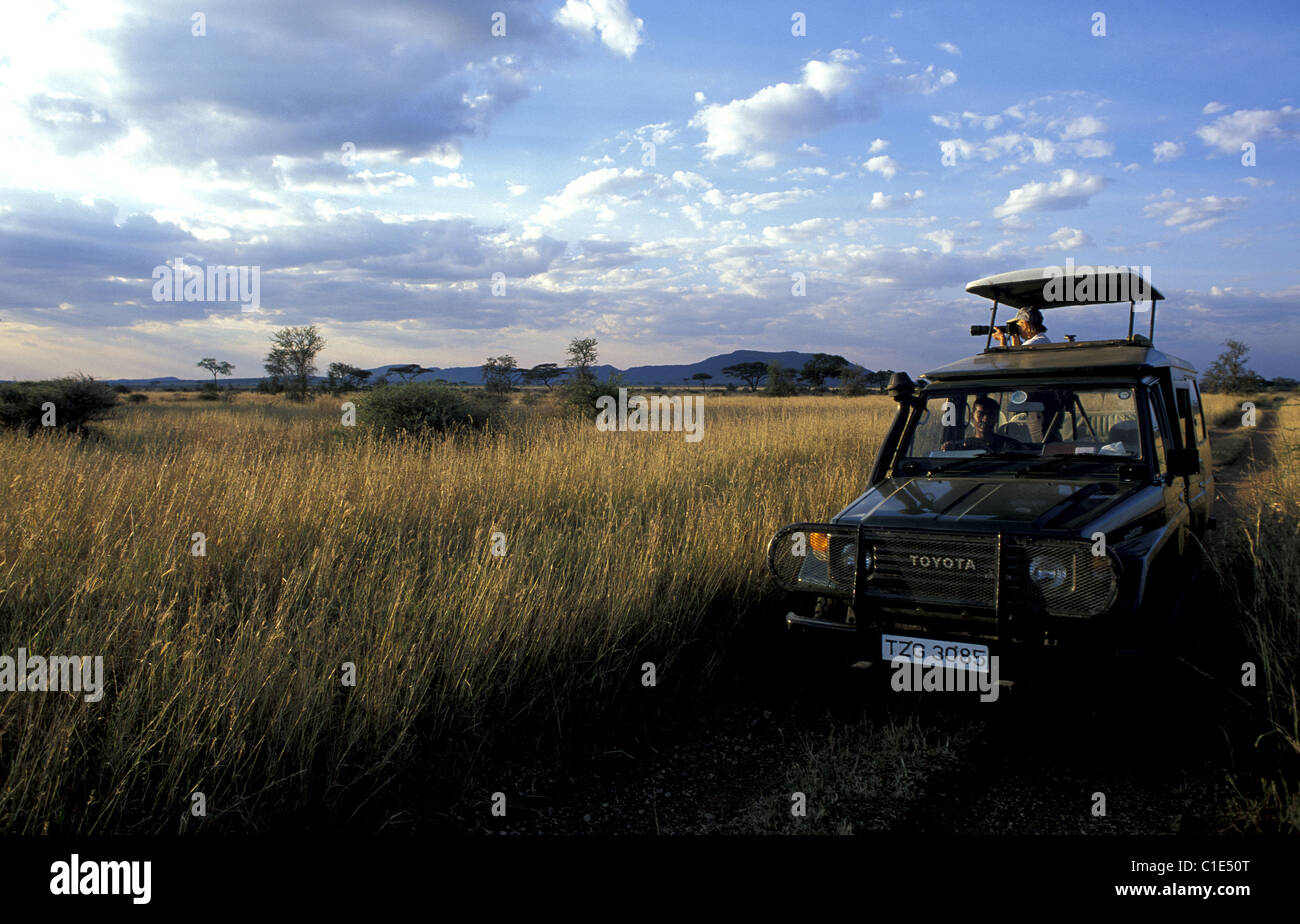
left=766, top=266, right=1215, bottom=678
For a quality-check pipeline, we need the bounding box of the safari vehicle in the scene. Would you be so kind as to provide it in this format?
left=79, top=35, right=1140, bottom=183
left=767, top=266, right=1215, bottom=678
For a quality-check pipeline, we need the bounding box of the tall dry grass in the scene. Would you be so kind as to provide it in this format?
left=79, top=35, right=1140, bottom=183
left=0, top=393, right=894, bottom=832
left=1216, top=396, right=1300, bottom=832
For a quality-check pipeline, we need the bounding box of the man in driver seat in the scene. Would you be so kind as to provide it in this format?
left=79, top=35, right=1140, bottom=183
left=942, top=395, right=1022, bottom=452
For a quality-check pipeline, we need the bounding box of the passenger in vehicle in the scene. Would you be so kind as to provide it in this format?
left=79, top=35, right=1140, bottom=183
left=941, top=396, right=1024, bottom=452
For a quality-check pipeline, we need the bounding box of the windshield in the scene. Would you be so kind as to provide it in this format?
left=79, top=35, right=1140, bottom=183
left=900, top=385, right=1144, bottom=469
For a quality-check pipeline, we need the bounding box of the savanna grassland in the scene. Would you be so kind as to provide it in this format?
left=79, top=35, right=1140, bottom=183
left=1, top=388, right=1295, bottom=834
left=1212, top=394, right=1300, bottom=831
left=0, top=392, right=893, bottom=833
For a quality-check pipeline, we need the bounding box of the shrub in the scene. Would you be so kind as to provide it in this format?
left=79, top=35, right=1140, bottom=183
left=197, top=383, right=222, bottom=401
left=126, top=393, right=149, bottom=403
left=764, top=361, right=797, bottom=397
left=561, top=372, right=626, bottom=415
left=0, top=376, right=118, bottom=435
left=353, top=382, right=493, bottom=437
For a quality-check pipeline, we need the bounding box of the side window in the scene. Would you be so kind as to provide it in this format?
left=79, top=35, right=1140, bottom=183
left=1189, top=381, right=1206, bottom=443
left=1147, top=393, right=1167, bottom=475
left=1175, top=385, right=1197, bottom=449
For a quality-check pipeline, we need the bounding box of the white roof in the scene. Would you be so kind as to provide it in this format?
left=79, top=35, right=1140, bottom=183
left=966, top=266, right=1164, bottom=309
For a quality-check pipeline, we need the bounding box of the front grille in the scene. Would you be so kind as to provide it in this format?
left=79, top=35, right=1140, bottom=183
left=769, top=523, right=1118, bottom=619
left=859, top=530, right=998, bottom=609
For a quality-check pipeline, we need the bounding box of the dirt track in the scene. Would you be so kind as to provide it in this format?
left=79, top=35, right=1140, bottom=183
left=443, top=411, right=1279, bottom=835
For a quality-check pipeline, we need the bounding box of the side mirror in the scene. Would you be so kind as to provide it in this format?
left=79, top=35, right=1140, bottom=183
left=1168, top=447, right=1199, bottom=477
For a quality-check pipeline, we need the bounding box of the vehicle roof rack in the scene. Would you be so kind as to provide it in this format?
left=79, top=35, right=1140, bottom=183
left=965, top=265, right=1163, bottom=351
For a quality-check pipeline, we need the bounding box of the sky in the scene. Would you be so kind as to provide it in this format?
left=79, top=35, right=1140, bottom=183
left=1, top=0, right=1298, bottom=381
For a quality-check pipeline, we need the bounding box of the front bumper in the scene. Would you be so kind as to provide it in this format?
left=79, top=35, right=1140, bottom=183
left=768, top=521, right=1124, bottom=652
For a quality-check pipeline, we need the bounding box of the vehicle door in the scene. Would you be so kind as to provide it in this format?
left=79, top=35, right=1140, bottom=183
left=1190, top=379, right=1215, bottom=516
left=1175, top=378, right=1210, bottom=529
left=1144, top=379, right=1190, bottom=557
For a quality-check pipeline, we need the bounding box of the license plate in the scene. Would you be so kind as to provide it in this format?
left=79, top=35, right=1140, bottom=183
left=881, top=634, right=990, bottom=673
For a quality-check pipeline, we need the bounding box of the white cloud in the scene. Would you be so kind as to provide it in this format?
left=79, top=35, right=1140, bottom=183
left=1237, top=176, right=1274, bottom=187
left=1027, top=137, right=1057, bottom=163
left=689, top=49, right=866, bottom=166
left=930, top=114, right=957, bottom=130
left=670, top=170, right=711, bottom=190
left=1195, top=106, right=1300, bottom=154
left=415, top=144, right=463, bottom=169
left=940, top=133, right=1059, bottom=164
left=901, top=64, right=957, bottom=95
left=868, top=137, right=889, bottom=153
left=631, top=121, right=677, bottom=145
left=921, top=229, right=956, bottom=253
left=432, top=171, right=473, bottom=188
left=1072, top=138, right=1113, bottom=158
left=703, top=187, right=816, bottom=215
left=992, top=169, right=1109, bottom=218
left=760, top=217, right=835, bottom=243
left=1046, top=226, right=1091, bottom=250
left=1202, top=101, right=1227, bottom=115
left=534, top=167, right=659, bottom=225
left=939, top=138, right=975, bottom=163
left=1060, top=115, right=1105, bottom=140
left=962, top=111, right=1002, bottom=131
left=507, top=182, right=529, bottom=197
left=865, top=154, right=899, bottom=179
left=554, top=0, right=646, bottom=59
left=937, top=41, right=961, bottom=55
left=869, top=189, right=925, bottom=209
left=1152, top=140, right=1184, bottom=164
left=1143, top=193, right=1247, bottom=232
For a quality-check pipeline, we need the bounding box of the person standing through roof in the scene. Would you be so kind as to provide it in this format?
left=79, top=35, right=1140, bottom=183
left=993, top=307, right=1051, bottom=346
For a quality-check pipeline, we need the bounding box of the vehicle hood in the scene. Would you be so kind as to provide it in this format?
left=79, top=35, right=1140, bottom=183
left=834, top=476, right=1140, bottom=533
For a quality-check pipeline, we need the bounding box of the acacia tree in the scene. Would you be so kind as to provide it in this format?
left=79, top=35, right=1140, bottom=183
left=765, top=361, right=797, bottom=397
left=522, top=363, right=565, bottom=390
left=1201, top=340, right=1264, bottom=394
left=388, top=364, right=431, bottom=383
left=197, top=357, right=235, bottom=386
left=566, top=337, right=599, bottom=384
left=798, top=353, right=850, bottom=392
left=264, top=325, right=325, bottom=400
left=721, top=361, right=767, bottom=392
left=326, top=362, right=371, bottom=393
left=481, top=355, right=520, bottom=394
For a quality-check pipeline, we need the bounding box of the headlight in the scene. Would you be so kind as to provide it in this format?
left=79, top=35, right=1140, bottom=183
left=1029, top=555, right=1068, bottom=589
left=835, top=542, right=856, bottom=576
left=767, top=522, right=858, bottom=597
left=861, top=549, right=875, bottom=578
left=1022, top=543, right=1117, bottom=617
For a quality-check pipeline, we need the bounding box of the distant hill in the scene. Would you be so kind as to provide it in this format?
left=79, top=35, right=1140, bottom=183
left=100, top=350, right=875, bottom=389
